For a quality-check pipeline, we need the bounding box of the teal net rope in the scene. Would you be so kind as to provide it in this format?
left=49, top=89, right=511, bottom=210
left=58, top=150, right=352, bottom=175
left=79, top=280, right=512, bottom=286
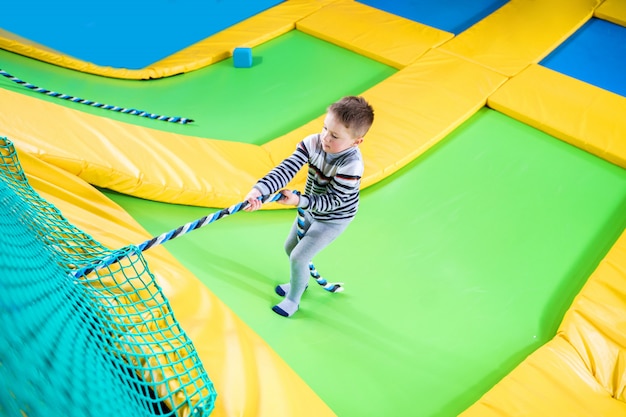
left=0, top=137, right=216, bottom=416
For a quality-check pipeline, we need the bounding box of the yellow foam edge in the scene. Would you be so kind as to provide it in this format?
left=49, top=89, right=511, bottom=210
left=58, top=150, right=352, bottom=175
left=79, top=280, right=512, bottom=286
left=460, top=228, right=626, bottom=415
left=558, top=230, right=626, bottom=403
left=0, top=48, right=507, bottom=208
left=296, top=0, right=453, bottom=69
left=0, top=0, right=334, bottom=79
left=3, top=1, right=626, bottom=415
left=488, top=64, right=626, bottom=169
left=265, top=48, right=508, bottom=186
left=439, top=0, right=600, bottom=77
left=462, top=61, right=626, bottom=415
left=0, top=88, right=276, bottom=208
left=19, top=145, right=337, bottom=417
left=595, top=0, right=626, bottom=27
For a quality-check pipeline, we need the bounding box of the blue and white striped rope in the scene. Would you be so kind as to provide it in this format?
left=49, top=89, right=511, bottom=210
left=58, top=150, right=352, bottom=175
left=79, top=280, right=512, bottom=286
left=137, top=192, right=283, bottom=252
left=70, top=192, right=283, bottom=279
left=296, top=202, right=344, bottom=293
left=0, top=68, right=194, bottom=124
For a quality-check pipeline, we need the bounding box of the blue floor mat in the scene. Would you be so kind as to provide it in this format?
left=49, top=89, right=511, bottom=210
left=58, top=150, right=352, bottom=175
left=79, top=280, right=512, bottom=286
left=541, top=17, right=626, bottom=98
left=0, top=0, right=283, bottom=69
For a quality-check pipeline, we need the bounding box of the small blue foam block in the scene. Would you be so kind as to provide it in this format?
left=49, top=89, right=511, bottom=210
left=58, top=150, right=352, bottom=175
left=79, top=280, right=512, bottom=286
left=233, top=47, right=253, bottom=68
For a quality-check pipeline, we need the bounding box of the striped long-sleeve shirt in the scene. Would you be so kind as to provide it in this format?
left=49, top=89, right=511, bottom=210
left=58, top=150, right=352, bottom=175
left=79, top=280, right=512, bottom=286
left=254, top=133, right=364, bottom=221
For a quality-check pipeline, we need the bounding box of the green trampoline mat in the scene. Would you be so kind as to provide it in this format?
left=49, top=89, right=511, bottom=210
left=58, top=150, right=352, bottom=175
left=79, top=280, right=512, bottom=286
left=0, top=30, right=395, bottom=145
left=105, top=108, right=626, bottom=417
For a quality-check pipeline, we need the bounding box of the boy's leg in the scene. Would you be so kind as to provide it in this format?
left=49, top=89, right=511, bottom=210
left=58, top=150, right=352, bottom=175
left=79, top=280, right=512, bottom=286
left=273, top=217, right=350, bottom=317
left=275, top=217, right=301, bottom=296
left=284, top=216, right=300, bottom=256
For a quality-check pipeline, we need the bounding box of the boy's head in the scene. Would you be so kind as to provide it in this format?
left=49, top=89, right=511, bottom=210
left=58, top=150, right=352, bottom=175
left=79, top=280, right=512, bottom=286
left=320, top=96, right=374, bottom=154
left=328, top=96, right=374, bottom=139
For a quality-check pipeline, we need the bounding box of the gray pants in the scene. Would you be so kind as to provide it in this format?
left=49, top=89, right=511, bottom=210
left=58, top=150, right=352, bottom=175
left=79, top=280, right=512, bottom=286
left=283, top=210, right=351, bottom=305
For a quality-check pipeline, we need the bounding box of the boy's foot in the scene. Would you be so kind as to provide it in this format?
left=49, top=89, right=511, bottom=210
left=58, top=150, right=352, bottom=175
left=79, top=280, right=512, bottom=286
left=272, top=299, right=299, bottom=317
left=275, top=283, right=290, bottom=297
left=275, top=283, right=307, bottom=297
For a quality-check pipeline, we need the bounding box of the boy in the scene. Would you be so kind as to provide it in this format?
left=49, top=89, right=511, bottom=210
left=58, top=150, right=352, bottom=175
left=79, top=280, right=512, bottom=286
left=244, top=96, right=374, bottom=317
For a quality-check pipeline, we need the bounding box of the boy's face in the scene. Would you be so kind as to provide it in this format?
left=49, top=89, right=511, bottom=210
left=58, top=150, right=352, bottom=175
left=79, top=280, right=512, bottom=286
left=320, top=112, right=363, bottom=154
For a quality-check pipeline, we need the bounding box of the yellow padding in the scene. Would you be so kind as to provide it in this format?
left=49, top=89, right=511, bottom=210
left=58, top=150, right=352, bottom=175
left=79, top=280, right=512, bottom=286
left=21, top=147, right=337, bottom=417
left=0, top=28, right=64, bottom=54
left=461, top=228, right=626, bottom=416
left=595, top=0, right=626, bottom=27
left=0, top=49, right=506, bottom=208
left=459, top=335, right=626, bottom=416
left=439, top=0, right=600, bottom=76
left=296, top=0, right=453, bottom=69
left=0, top=1, right=331, bottom=79
left=558, top=230, right=626, bottom=402
left=153, top=0, right=338, bottom=77
left=488, top=64, right=626, bottom=169
left=264, top=48, right=508, bottom=188
left=0, top=88, right=274, bottom=208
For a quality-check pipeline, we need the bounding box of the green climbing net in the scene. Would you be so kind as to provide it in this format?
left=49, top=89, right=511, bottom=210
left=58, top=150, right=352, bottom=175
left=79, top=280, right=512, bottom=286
left=0, top=137, right=216, bottom=416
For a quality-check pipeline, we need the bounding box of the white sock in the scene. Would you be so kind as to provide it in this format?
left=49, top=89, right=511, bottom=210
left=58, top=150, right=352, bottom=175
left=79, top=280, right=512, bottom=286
left=275, top=283, right=290, bottom=297
left=272, top=299, right=298, bottom=317
left=275, top=282, right=309, bottom=297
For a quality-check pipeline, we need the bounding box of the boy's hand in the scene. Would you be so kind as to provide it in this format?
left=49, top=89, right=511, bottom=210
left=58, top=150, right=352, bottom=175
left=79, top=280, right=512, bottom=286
left=277, top=189, right=300, bottom=206
left=244, top=188, right=263, bottom=211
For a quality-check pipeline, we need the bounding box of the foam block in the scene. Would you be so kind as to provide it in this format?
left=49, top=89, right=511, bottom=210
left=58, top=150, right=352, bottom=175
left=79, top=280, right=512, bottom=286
left=233, top=47, right=253, bottom=68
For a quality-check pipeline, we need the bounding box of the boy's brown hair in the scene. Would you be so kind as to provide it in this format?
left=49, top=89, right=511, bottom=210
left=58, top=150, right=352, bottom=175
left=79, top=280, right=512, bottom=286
left=328, top=96, right=374, bottom=138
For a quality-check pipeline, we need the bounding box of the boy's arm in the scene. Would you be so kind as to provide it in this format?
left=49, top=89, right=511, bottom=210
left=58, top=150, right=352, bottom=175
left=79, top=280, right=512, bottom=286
left=256, top=142, right=308, bottom=195
left=244, top=141, right=309, bottom=211
left=243, top=188, right=263, bottom=211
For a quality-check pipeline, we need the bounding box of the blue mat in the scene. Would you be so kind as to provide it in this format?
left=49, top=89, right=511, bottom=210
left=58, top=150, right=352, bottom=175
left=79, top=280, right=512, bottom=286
left=0, top=0, right=283, bottom=69
left=541, top=17, right=626, bottom=98
left=357, top=0, right=508, bottom=34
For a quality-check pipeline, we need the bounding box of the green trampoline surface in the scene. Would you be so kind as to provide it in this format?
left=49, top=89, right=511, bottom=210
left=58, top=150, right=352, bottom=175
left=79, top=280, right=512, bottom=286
left=5, top=19, right=626, bottom=417
left=105, top=107, right=626, bottom=417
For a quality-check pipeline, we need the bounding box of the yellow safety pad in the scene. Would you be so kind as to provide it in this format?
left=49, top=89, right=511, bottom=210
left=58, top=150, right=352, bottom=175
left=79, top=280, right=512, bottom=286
left=459, top=335, right=626, bottom=416
left=595, top=0, right=626, bottom=27
left=559, top=230, right=626, bottom=402
left=361, top=49, right=508, bottom=185
left=265, top=48, right=507, bottom=188
left=153, top=0, right=337, bottom=77
left=296, top=0, right=453, bottom=69
left=488, top=64, right=626, bottom=169
left=0, top=28, right=64, bottom=55
left=0, top=88, right=274, bottom=208
left=439, top=0, right=600, bottom=77
left=461, top=228, right=626, bottom=416
left=0, top=48, right=506, bottom=208
left=19, top=146, right=337, bottom=417
left=0, top=1, right=331, bottom=79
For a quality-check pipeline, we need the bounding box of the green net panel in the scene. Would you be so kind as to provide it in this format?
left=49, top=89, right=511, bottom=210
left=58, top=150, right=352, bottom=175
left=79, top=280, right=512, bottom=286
left=0, top=137, right=217, bottom=417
